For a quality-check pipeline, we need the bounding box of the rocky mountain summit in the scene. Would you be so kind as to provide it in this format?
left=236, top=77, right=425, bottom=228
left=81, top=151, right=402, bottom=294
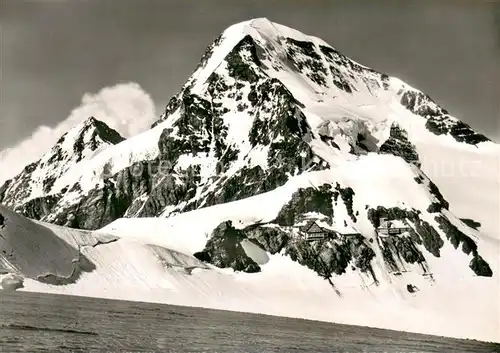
left=0, top=117, right=124, bottom=220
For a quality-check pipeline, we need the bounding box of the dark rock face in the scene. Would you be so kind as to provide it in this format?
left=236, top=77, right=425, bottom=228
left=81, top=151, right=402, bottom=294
left=427, top=180, right=450, bottom=211
left=366, top=205, right=492, bottom=277
left=0, top=179, right=12, bottom=204
left=460, top=218, right=481, bottom=230
left=367, top=206, right=411, bottom=228
left=196, top=34, right=224, bottom=73
left=244, top=184, right=376, bottom=283
left=406, top=284, right=418, bottom=293
left=27, top=159, right=158, bottom=229
left=434, top=215, right=492, bottom=277
left=0, top=166, right=35, bottom=208
left=379, top=123, right=420, bottom=166
left=145, top=37, right=331, bottom=216
left=43, top=117, right=125, bottom=168
left=285, top=38, right=328, bottom=86
left=0, top=23, right=493, bottom=290
left=425, top=118, right=490, bottom=145
left=400, top=90, right=489, bottom=145
left=400, top=91, right=442, bottom=119
left=275, top=228, right=376, bottom=281
left=435, top=216, right=477, bottom=255
left=0, top=212, right=5, bottom=229
left=380, top=235, right=427, bottom=273
left=426, top=203, right=443, bottom=214
left=193, top=221, right=261, bottom=273
left=14, top=195, right=61, bottom=221
left=285, top=238, right=334, bottom=278
left=195, top=182, right=381, bottom=283
left=0, top=118, right=125, bottom=218
left=151, top=34, right=224, bottom=129
left=245, top=225, right=291, bottom=255
left=244, top=224, right=376, bottom=282
left=335, top=183, right=356, bottom=222
left=413, top=171, right=450, bottom=214
left=469, top=255, right=493, bottom=277
left=414, top=176, right=424, bottom=185
left=4, top=35, right=331, bottom=230
left=367, top=206, right=444, bottom=257
left=226, top=36, right=261, bottom=82
left=446, top=120, right=490, bottom=145
left=317, top=242, right=352, bottom=276
left=274, top=185, right=335, bottom=226
left=49, top=185, right=129, bottom=230
left=319, top=45, right=385, bottom=95
left=47, top=34, right=326, bottom=228
left=73, top=118, right=125, bottom=163
left=411, top=219, right=444, bottom=258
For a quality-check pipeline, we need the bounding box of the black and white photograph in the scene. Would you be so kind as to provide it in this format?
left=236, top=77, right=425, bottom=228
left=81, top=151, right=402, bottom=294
left=0, top=0, right=499, bottom=352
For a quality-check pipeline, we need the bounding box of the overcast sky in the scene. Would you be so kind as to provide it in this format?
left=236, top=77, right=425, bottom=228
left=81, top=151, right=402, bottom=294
left=1, top=0, right=499, bottom=151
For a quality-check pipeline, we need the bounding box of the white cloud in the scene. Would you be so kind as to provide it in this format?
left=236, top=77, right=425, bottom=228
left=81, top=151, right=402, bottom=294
left=0, top=82, right=157, bottom=185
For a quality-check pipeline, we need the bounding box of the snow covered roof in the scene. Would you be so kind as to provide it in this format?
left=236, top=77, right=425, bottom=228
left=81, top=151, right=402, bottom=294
left=301, top=212, right=328, bottom=220
left=299, top=219, right=344, bottom=234
left=379, top=219, right=408, bottom=229
left=299, top=220, right=324, bottom=233
left=298, top=220, right=361, bottom=238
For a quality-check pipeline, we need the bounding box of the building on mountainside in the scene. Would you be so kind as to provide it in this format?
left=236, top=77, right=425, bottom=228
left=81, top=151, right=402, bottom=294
left=300, top=220, right=361, bottom=242
left=299, top=220, right=333, bottom=242
left=377, top=217, right=410, bottom=236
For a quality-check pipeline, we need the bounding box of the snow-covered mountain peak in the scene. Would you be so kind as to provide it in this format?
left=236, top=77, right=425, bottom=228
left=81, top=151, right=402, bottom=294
left=156, top=18, right=489, bottom=149
left=47, top=116, right=124, bottom=162
left=45, top=116, right=124, bottom=168
left=0, top=117, right=124, bottom=213
left=77, top=116, right=124, bottom=141
left=0, top=19, right=498, bottom=342
left=1, top=18, right=495, bottom=235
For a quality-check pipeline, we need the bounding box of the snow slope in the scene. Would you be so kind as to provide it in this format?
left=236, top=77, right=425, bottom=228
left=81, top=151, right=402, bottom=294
left=2, top=163, right=497, bottom=342
left=98, top=152, right=499, bottom=344
left=417, top=141, right=500, bottom=241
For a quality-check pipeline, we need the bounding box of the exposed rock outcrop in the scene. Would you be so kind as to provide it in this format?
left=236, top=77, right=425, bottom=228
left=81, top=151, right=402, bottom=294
left=194, top=221, right=261, bottom=273
left=379, top=123, right=420, bottom=166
